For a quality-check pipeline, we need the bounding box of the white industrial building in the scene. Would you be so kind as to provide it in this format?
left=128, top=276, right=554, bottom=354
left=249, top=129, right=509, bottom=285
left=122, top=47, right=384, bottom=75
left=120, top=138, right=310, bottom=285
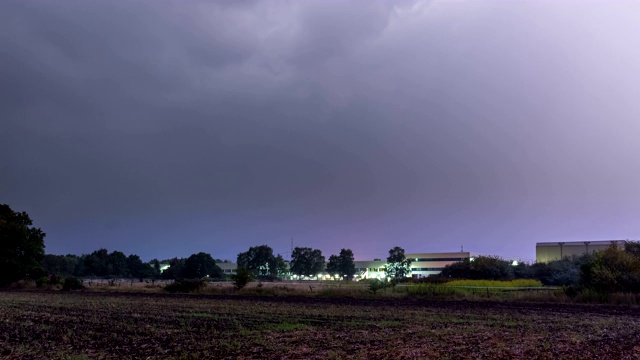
left=212, top=251, right=470, bottom=280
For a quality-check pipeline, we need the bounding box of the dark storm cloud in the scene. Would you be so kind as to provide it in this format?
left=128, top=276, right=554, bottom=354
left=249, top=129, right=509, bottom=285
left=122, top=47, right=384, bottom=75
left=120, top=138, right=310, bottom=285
left=2, top=0, right=640, bottom=260
left=1, top=1, right=422, bottom=213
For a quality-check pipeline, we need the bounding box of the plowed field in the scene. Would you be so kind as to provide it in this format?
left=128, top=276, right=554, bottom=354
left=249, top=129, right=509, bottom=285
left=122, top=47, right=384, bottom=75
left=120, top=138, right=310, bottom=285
left=1, top=291, right=639, bottom=359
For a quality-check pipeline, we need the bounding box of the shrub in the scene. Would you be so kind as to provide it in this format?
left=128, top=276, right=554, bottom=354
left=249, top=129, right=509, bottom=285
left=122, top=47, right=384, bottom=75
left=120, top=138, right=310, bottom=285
left=9, top=280, right=28, bottom=289
left=164, top=279, right=206, bottom=293
left=231, top=268, right=252, bottom=290
left=440, top=256, right=514, bottom=281
left=580, top=246, right=640, bottom=293
left=368, top=279, right=389, bottom=294
left=36, top=277, right=49, bottom=288
left=62, top=277, right=84, bottom=291
left=533, top=258, right=583, bottom=287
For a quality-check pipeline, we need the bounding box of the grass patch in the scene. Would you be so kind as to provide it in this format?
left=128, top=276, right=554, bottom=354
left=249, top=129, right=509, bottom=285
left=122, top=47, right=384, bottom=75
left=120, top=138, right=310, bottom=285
left=444, top=279, right=543, bottom=287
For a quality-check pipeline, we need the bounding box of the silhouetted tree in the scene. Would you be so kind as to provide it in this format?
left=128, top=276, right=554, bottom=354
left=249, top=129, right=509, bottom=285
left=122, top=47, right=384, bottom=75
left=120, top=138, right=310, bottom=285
left=41, top=254, right=78, bottom=277
left=273, top=254, right=288, bottom=277
left=162, top=258, right=186, bottom=280
left=237, top=245, right=284, bottom=278
left=127, top=255, right=154, bottom=279
left=108, top=251, right=128, bottom=277
left=290, top=247, right=325, bottom=277
left=0, top=204, right=46, bottom=285
left=183, top=252, right=223, bottom=279
left=149, top=259, right=161, bottom=278
left=326, top=249, right=356, bottom=280
left=440, top=256, right=513, bottom=281
left=84, top=249, right=110, bottom=277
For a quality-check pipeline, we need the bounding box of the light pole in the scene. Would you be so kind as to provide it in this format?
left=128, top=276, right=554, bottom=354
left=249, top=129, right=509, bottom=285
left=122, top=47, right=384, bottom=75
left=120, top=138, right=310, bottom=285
left=584, top=241, right=591, bottom=255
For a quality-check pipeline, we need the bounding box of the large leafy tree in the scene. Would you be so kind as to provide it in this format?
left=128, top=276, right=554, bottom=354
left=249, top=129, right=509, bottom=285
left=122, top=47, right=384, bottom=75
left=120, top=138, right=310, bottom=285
left=162, top=258, right=186, bottom=280
left=385, top=246, right=411, bottom=282
left=237, top=245, right=284, bottom=277
left=127, top=255, right=156, bottom=279
left=149, top=259, right=162, bottom=278
left=83, top=249, right=111, bottom=277
left=290, top=247, right=325, bottom=277
left=326, top=248, right=356, bottom=280
left=273, top=254, right=288, bottom=277
left=183, top=252, right=223, bottom=279
left=0, top=204, right=46, bottom=286
left=107, top=251, right=129, bottom=277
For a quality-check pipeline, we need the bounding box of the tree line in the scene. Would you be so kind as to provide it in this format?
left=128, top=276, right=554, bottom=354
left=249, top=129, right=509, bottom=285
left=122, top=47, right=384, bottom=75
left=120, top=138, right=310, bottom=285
left=437, top=241, right=640, bottom=293
left=4, top=203, right=640, bottom=294
left=37, top=245, right=407, bottom=282
left=0, top=202, right=413, bottom=285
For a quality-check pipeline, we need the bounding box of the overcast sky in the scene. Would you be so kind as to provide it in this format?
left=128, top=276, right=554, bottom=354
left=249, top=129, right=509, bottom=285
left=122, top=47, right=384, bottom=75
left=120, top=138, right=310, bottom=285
left=2, top=0, right=640, bottom=262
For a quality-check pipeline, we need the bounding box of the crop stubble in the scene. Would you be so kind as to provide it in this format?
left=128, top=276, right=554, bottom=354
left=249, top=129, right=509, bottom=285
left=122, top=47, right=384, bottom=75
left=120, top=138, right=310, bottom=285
left=0, top=291, right=639, bottom=359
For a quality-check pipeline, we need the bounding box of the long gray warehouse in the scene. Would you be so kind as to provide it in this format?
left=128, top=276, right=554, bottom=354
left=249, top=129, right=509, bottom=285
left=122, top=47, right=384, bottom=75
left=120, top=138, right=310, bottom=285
left=535, top=240, right=626, bottom=262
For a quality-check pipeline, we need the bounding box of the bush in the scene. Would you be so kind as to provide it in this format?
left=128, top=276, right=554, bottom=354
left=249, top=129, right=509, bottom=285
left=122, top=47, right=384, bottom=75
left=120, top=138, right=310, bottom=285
left=440, top=256, right=514, bottom=281
left=36, top=277, right=49, bottom=288
left=9, top=280, right=28, bottom=289
left=62, top=277, right=84, bottom=291
left=533, top=258, right=582, bottom=287
left=368, top=279, right=389, bottom=294
left=580, top=246, right=640, bottom=293
left=231, top=268, right=252, bottom=290
left=164, top=279, right=206, bottom=293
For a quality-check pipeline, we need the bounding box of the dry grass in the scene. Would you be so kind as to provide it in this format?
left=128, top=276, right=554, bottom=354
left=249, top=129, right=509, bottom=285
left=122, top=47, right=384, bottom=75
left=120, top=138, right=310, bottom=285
left=55, top=279, right=640, bottom=305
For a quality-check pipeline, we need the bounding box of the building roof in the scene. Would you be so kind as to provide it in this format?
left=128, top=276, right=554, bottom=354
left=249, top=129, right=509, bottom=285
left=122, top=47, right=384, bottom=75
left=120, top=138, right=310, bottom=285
left=536, top=240, right=626, bottom=246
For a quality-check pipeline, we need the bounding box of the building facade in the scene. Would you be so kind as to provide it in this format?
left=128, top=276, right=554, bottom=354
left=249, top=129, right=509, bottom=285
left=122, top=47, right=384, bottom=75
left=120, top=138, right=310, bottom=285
left=535, top=240, right=626, bottom=263
left=406, top=252, right=470, bottom=278
left=353, top=260, right=388, bottom=280
left=212, top=251, right=469, bottom=280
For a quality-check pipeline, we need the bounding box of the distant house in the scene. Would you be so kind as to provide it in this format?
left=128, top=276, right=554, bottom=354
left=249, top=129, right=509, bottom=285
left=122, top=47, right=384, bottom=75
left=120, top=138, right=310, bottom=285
left=217, top=262, right=238, bottom=275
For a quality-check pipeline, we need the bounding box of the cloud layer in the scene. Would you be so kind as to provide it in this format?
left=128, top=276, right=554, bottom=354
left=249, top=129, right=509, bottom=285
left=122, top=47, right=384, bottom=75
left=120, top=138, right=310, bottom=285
left=2, top=0, right=640, bottom=261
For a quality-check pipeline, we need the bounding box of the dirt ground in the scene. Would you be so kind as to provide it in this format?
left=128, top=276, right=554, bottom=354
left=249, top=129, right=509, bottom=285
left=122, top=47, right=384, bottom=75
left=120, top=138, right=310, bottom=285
left=1, top=290, right=639, bottom=359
